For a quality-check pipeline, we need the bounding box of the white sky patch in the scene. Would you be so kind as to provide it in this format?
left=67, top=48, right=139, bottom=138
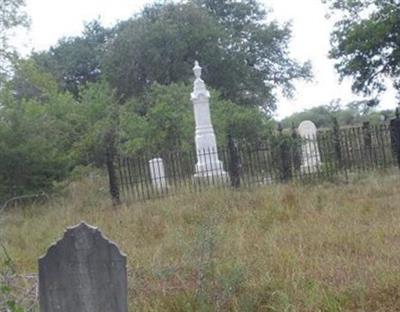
left=267, top=0, right=398, bottom=119
left=12, top=0, right=399, bottom=118
left=15, top=0, right=150, bottom=53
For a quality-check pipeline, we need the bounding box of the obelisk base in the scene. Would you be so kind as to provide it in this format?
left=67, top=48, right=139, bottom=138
left=194, top=160, right=227, bottom=179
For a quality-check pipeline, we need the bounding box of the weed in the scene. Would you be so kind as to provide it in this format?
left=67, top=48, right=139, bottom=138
left=1, top=173, right=400, bottom=311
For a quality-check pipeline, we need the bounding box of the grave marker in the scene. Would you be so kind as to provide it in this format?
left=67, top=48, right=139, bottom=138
left=191, top=61, right=226, bottom=179
left=39, top=222, right=128, bottom=312
left=298, top=120, right=321, bottom=172
left=149, top=158, right=168, bottom=190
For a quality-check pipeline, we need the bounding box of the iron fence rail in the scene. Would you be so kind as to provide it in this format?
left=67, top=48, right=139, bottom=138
left=112, top=120, right=400, bottom=202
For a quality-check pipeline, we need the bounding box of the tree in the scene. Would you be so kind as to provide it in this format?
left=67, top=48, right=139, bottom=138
left=74, top=80, right=121, bottom=166
left=104, top=2, right=223, bottom=103
left=31, top=20, right=111, bottom=97
left=0, top=60, right=120, bottom=200
left=0, top=62, right=76, bottom=200
left=0, top=0, right=29, bottom=83
left=324, top=0, right=400, bottom=101
left=197, top=0, right=311, bottom=108
left=104, top=0, right=311, bottom=112
left=280, top=100, right=394, bottom=128
left=119, top=83, right=267, bottom=155
left=280, top=105, right=337, bottom=128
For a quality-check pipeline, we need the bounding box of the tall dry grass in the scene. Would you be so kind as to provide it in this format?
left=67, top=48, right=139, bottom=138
left=1, top=171, right=400, bottom=311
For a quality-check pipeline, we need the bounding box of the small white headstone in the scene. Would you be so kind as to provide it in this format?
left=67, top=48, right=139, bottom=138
left=149, top=158, right=168, bottom=190
left=298, top=120, right=321, bottom=172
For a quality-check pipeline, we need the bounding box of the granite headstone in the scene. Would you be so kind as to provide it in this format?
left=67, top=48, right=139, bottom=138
left=39, top=222, right=127, bottom=312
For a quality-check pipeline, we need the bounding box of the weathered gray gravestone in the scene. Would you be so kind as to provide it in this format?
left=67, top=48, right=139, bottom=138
left=39, top=222, right=128, bottom=312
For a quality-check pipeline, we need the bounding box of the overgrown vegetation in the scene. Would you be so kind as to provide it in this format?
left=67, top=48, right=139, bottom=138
left=0, top=245, right=24, bottom=312
left=1, top=0, right=399, bottom=310
left=1, top=172, right=400, bottom=311
left=0, top=0, right=308, bottom=201
left=280, top=100, right=396, bottom=129
left=2, top=0, right=398, bottom=201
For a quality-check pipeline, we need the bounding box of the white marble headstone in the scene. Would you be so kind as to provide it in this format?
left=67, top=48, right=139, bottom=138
left=149, top=158, right=168, bottom=190
left=298, top=120, right=321, bottom=172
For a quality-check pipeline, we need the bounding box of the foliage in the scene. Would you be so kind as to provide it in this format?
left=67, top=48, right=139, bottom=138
left=104, top=2, right=220, bottom=102
left=2, top=173, right=400, bottom=310
left=0, top=57, right=271, bottom=201
left=73, top=81, right=120, bottom=166
left=0, top=0, right=29, bottom=84
left=211, top=97, right=268, bottom=146
left=30, top=21, right=110, bottom=97
left=0, top=63, right=75, bottom=201
left=103, top=0, right=311, bottom=112
left=32, top=0, right=311, bottom=112
left=0, top=245, right=25, bottom=312
left=0, top=60, right=120, bottom=201
left=281, top=105, right=338, bottom=129
left=265, top=128, right=302, bottom=181
left=323, top=0, right=400, bottom=100
left=0, top=0, right=314, bottom=201
left=197, top=0, right=312, bottom=108
left=280, top=100, right=396, bottom=128
left=120, top=83, right=194, bottom=155
left=119, top=82, right=268, bottom=155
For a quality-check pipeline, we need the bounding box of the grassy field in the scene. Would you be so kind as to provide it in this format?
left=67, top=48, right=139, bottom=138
left=1, top=171, right=400, bottom=311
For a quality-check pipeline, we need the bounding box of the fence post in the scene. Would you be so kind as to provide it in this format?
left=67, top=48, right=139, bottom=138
left=362, top=121, right=372, bottom=165
left=390, top=107, right=400, bottom=169
left=332, top=117, right=342, bottom=169
left=227, top=133, right=241, bottom=188
left=291, top=123, right=301, bottom=172
left=105, top=130, right=121, bottom=206
left=278, top=123, right=291, bottom=182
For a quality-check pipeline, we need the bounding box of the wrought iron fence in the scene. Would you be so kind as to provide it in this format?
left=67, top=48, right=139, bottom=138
left=111, top=118, right=400, bottom=202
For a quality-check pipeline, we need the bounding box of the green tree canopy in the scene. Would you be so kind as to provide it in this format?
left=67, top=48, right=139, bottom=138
left=324, top=0, right=400, bottom=101
left=0, top=60, right=120, bottom=200
left=0, top=0, right=314, bottom=201
left=19, top=0, right=311, bottom=113
left=0, top=61, right=76, bottom=199
left=119, top=82, right=268, bottom=155
left=104, top=0, right=311, bottom=112
left=30, top=21, right=110, bottom=97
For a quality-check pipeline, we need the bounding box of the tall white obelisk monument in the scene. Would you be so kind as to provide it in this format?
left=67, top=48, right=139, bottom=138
left=191, top=61, right=226, bottom=178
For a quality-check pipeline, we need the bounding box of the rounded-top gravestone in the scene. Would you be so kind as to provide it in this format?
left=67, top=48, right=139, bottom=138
left=298, top=120, right=317, bottom=138
left=297, top=120, right=321, bottom=172
left=38, top=222, right=128, bottom=312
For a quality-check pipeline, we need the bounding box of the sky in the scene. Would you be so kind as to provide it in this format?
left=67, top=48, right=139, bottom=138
left=13, top=0, right=398, bottom=119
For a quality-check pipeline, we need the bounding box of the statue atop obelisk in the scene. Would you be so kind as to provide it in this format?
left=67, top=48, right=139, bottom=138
left=191, top=61, right=226, bottom=178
